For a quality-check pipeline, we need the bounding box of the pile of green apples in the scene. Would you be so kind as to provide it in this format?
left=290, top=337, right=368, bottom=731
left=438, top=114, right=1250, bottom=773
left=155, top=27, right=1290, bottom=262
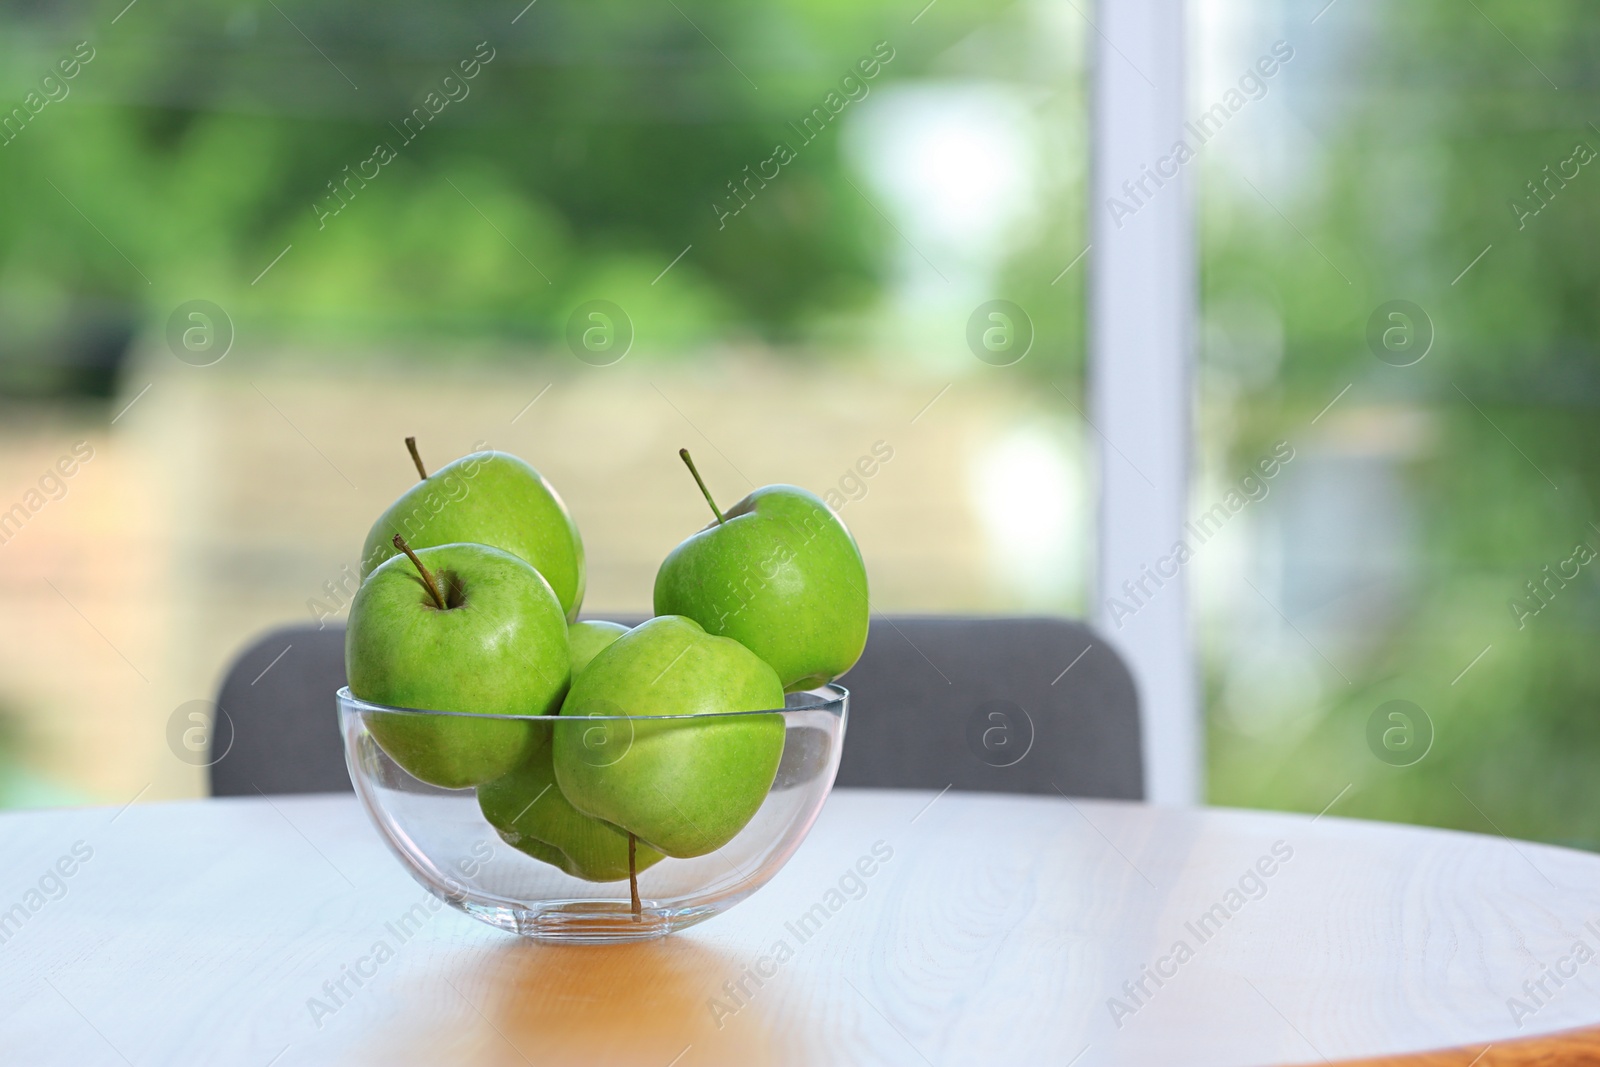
left=345, top=439, right=869, bottom=888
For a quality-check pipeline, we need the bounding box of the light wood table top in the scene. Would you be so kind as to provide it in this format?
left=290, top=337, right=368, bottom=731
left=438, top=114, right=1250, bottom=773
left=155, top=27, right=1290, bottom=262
left=3, top=789, right=1600, bottom=1066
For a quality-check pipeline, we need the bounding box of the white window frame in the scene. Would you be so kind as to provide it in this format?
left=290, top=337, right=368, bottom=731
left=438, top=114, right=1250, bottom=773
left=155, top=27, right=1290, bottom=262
left=1089, top=0, right=1200, bottom=804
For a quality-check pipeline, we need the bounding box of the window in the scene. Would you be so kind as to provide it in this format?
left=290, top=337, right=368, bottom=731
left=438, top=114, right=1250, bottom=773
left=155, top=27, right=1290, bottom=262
left=0, top=0, right=1092, bottom=803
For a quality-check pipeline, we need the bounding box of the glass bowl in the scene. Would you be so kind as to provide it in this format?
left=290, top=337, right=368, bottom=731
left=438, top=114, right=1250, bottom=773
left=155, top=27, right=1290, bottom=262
left=337, top=684, right=847, bottom=943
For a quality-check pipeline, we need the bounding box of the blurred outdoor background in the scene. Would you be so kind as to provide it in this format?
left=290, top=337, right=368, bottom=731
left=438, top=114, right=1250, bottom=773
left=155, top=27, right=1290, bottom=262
left=1, top=0, right=1595, bottom=852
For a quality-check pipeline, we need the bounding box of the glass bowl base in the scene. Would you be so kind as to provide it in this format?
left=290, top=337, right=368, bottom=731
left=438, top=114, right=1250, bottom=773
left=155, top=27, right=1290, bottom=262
left=454, top=898, right=725, bottom=944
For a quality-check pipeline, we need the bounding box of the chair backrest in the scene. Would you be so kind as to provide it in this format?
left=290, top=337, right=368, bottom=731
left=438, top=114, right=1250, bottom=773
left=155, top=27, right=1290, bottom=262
left=210, top=625, right=351, bottom=797
left=833, top=616, right=1142, bottom=799
left=210, top=615, right=1141, bottom=800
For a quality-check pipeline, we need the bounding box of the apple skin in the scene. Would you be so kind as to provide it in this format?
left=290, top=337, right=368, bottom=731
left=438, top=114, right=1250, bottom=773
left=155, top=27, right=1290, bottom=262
left=478, top=730, right=664, bottom=882
left=553, top=615, right=785, bottom=858
left=360, top=450, right=586, bottom=621
left=346, top=542, right=571, bottom=789
left=567, top=620, right=630, bottom=676
left=653, top=485, right=868, bottom=690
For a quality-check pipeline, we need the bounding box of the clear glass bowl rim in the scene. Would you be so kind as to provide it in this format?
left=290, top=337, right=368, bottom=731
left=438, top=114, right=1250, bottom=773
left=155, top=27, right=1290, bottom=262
left=335, top=683, right=847, bottom=723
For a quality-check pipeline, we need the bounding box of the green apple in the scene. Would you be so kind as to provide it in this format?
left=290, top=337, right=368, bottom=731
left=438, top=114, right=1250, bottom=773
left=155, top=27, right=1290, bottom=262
left=360, top=441, right=586, bottom=621
left=478, top=730, right=665, bottom=882
left=568, top=620, right=630, bottom=676
left=346, top=538, right=571, bottom=789
left=553, top=615, right=785, bottom=858
left=653, top=450, right=869, bottom=690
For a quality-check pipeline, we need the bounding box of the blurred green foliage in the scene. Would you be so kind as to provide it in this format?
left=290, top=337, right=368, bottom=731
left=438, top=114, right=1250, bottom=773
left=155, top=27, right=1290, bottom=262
left=0, top=0, right=1031, bottom=355
left=1203, top=0, right=1600, bottom=848
left=5, top=0, right=1592, bottom=848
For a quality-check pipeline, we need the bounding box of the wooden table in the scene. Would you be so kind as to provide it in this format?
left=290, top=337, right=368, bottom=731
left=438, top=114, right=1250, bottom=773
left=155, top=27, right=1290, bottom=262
left=3, top=790, right=1600, bottom=1066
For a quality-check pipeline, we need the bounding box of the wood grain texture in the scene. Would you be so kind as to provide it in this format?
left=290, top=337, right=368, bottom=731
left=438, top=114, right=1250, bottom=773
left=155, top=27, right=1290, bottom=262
left=2, top=791, right=1600, bottom=1066
left=1321, top=1024, right=1600, bottom=1066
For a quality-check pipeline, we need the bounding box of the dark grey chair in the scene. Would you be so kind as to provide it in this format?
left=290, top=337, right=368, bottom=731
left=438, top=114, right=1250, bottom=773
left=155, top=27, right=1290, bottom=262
left=210, top=625, right=352, bottom=798
left=210, top=616, right=1142, bottom=800
left=834, top=616, right=1141, bottom=799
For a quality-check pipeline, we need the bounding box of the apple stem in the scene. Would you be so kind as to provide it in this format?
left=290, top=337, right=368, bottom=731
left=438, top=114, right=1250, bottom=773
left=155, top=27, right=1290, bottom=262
left=392, top=533, right=446, bottom=610
left=678, top=448, right=724, bottom=525
left=405, top=436, right=428, bottom=481
left=628, top=833, right=642, bottom=921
